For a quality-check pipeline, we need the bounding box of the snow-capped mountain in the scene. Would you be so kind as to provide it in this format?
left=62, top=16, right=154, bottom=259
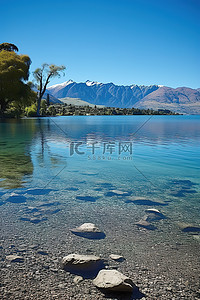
left=47, top=80, right=200, bottom=114
left=48, top=80, right=159, bottom=108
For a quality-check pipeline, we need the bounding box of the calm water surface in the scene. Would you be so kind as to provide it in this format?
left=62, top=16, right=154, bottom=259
left=0, top=115, right=200, bottom=241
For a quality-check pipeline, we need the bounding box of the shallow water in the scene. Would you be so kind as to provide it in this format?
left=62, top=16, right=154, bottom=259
left=0, top=116, right=200, bottom=225
left=0, top=115, right=200, bottom=298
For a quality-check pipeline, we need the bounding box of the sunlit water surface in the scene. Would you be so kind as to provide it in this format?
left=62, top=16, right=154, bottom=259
left=0, top=115, right=200, bottom=248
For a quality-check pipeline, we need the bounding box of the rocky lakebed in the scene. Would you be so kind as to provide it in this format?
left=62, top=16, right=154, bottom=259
left=0, top=179, right=200, bottom=300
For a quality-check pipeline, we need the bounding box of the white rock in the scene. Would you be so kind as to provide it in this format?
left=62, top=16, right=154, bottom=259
left=62, top=253, right=102, bottom=271
left=109, top=254, right=124, bottom=261
left=73, top=275, right=83, bottom=284
left=111, top=190, right=129, bottom=195
left=72, top=223, right=100, bottom=233
left=6, top=255, right=24, bottom=262
left=144, top=209, right=166, bottom=222
left=93, top=269, right=136, bottom=292
left=193, top=235, right=200, bottom=241
left=145, top=208, right=161, bottom=214
left=70, top=223, right=105, bottom=239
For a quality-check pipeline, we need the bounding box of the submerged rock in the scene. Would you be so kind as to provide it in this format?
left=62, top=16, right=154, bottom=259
left=38, top=201, right=60, bottom=207
left=40, top=208, right=61, bottom=215
left=170, top=188, right=197, bottom=197
left=111, top=190, right=130, bottom=195
left=71, top=223, right=106, bottom=239
left=181, top=189, right=197, bottom=194
left=76, top=195, right=97, bottom=202
left=37, top=250, right=48, bottom=255
left=105, top=190, right=131, bottom=197
left=6, top=255, right=24, bottom=263
left=81, top=172, right=98, bottom=176
left=24, top=205, right=60, bottom=216
left=145, top=208, right=166, bottom=221
left=126, top=196, right=166, bottom=206
left=65, top=187, right=79, bottom=191
left=25, top=188, right=53, bottom=195
left=20, top=216, right=47, bottom=224
left=6, top=193, right=26, bottom=203
left=97, top=182, right=114, bottom=189
left=93, top=269, right=136, bottom=292
left=170, top=179, right=197, bottom=188
left=135, top=218, right=157, bottom=230
left=24, top=206, right=40, bottom=214
left=178, top=222, right=200, bottom=232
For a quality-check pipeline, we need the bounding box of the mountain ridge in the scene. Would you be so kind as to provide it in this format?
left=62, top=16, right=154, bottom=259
left=47, top=80, right=200, bottom=114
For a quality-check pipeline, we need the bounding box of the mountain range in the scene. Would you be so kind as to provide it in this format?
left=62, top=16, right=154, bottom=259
left=47, top=80, right=200, bottom=114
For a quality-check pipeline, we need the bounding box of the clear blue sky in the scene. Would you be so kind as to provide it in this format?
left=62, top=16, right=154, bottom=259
left=1, top=0, right=199, bottom=88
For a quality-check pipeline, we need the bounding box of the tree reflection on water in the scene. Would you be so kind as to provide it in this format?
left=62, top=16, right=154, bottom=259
left=0, top=119, right=35, bottom=189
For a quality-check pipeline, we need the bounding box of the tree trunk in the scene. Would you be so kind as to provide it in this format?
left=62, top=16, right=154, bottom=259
left=36, top=96, right=42, bottom=116
left=36, top=73, right=51, bottom=116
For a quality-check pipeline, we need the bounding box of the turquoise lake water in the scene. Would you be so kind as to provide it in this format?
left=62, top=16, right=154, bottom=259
left=0, top=115, right=200, bottom=241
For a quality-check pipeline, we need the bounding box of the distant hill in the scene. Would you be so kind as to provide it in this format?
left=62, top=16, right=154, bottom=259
left=43, top=92, right=62, bottom=104
left=134, top=86, right=200, bottom=114
left=47, top=80, right=200, bottom=114
left=60, top=97, right=104, bottom=108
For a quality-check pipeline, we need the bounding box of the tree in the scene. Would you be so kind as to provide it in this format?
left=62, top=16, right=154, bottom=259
left=0, top=42, right=19, bottom=52
left=33, top=64, right=66, bottom=116
left=0, top=49, right=35, bottom=115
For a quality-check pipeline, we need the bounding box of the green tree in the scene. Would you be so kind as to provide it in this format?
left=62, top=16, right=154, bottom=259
left=0, top=49, right=35, bottom=115
left=33, top=64, right=66, bottom=116
left=0, top=42, right=19, bottom=52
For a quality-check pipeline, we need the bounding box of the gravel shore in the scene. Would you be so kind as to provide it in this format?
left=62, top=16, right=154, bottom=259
left=0, top=194, right=200, bottom=300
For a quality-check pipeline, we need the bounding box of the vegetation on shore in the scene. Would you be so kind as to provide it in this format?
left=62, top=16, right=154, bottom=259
left=0, top=43, right=36, bottom=117
left=34, top=101, right=179, bottom=116
left=0, top=42, right=65, bottom=118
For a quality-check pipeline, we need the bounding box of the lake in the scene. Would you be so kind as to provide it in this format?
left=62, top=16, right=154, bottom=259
left=0, top=115, right=200, bottom=299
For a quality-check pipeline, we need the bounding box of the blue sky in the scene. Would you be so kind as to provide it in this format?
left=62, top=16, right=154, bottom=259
left=1, top=0, right=199, bottom=88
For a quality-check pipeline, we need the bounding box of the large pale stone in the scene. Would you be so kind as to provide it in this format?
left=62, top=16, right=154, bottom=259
left=145, top=208, right=163, bottom=215
left=71, top=223, right=105, bottom=239
left=178, top=222, right=200, bottom=232
left=109, top=254, right=125, bottom=262
left=6, top=255, right=24, bottom=262
left=105, top=190, right=131, bottom=197
left=93, top=269, right=136, bottom=292
left=62, top=253, right=104, bottom=275
left=111, top=190, right=129, bottom=195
